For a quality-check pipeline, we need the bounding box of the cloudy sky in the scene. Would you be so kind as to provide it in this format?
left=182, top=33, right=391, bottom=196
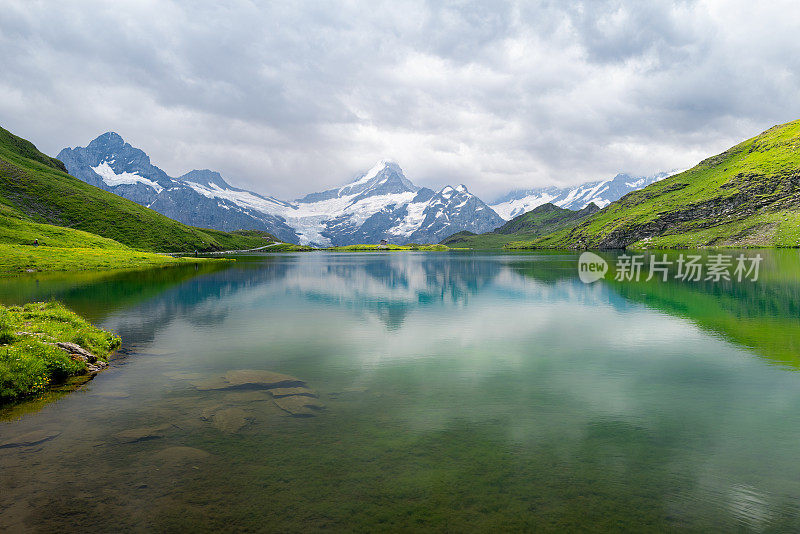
left=1, top=0, right=799, bottom=200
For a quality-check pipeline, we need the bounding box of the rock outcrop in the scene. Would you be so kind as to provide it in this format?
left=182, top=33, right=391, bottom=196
left=54, top=342, right=109, bottom=374
left=113, top=424, right=171, bottom=444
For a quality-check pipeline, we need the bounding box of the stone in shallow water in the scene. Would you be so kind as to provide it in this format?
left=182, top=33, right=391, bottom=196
left=273, top=395, right=325, bottom=417
left=0, top=430, right=60, bottom=449
left=113, top=424, right=170, bottom=443
left=191, top=370, right=305, bottom=391
left=200, top=405, right=253, bottom=433
left=223, top=391, right=272, bottom=403
left=327, top=386, right=368, bottom=398
left=191, top=377, right=233, bottom=391
left=210, top=407, right=251, bottom=434
left=223, top=370, right=305, bottom=389
left=268, top=387, right=318, bottom=398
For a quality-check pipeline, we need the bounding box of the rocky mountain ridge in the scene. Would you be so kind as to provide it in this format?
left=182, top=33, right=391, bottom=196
left=58, top=135, right=504, bottom=246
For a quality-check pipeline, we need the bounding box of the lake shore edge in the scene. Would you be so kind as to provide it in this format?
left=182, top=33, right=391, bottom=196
left=0, top=302, right=120, bottom=404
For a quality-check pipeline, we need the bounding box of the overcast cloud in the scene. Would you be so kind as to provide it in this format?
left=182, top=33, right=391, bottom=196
left=1, top=0, right=799, bottom=200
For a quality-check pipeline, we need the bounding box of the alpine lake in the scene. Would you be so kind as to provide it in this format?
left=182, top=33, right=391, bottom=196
left=1, top=250, right=800, bottom=532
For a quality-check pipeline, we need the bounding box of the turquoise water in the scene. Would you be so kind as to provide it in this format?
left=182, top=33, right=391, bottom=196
left=1, top=251, right=800, bottom=531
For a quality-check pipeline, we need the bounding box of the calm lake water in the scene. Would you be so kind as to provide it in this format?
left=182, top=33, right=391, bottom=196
left=2, top=251, right=800, bottom=532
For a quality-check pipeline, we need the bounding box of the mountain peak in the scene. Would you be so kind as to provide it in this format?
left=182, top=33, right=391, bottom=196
left=179, top=169, right=231, bottom=189
left=359, top=159, right=402, bottom=182
left=89, top=131, right=125, bottom=148
left=438, top=184, right=470, bottom=197
left=335, top=159, right=418, bottom=199
left=489, top=170, right=671, bottom=220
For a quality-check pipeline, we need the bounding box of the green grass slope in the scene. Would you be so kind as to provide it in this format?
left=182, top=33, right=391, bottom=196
left=0, top=126, right=277, bottom=253
left=441, top=203, right=598, bottom=249
left=514, top=120, right=800, bottom=249
left=0, top=197, right=225, bottom=274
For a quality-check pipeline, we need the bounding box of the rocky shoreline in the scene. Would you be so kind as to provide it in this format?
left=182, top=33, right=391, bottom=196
left=51, top=341, right=110, bottom=375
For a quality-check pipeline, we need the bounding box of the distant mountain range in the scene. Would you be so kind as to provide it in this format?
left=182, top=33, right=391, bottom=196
left=58, top=134, right=504, bottom=246
left=58, top=132, right=670, bottom=246
left=489, top=171, right=673, bottom=220
left=513, top=119, right=800, bottom=249
left=0, top=125, right=279, bottom=254
left=274, top=160, right=504, bottom=246
left=57, top=133, right=299, bottom=242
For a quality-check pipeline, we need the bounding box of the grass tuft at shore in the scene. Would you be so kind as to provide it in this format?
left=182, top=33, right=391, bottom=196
left=0, top=302, right=120, bottom=402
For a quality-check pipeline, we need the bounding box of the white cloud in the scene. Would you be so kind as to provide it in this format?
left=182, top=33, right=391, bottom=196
left=0, top=0, right=798, bottom=201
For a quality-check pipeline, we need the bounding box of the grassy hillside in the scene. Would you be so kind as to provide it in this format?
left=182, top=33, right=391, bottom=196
left=441, top=203, right=598, bottom=249
left=0, top=191, right=226, bottom=274
left=0, top=126, right=277, bottom=253
left=512, top=120, right=800, bottom=249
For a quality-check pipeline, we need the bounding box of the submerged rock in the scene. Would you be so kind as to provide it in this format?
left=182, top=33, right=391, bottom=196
left=222, top=391, right=272, bottom=403
left=200, top=405, right=253, bottom=433
left=191, top=377, right=233, bottom=391
left=268, top=387, right=318, bottom=398
left=327, top=386, right=367, bottom=399
left=113, top=424, right=171, bottom=444
left=273, top=395, right=325, bottom=417
left=190, top=377, right=231, bottom=391
left=190, top=369, right=325, bottom=418
left=191, top=369, right=305, bottom=391
left=224, top=370, right=305, bottom=389
left=210, top=407, right=251, bottom=433
left=0, top=430, right=60, bottom=449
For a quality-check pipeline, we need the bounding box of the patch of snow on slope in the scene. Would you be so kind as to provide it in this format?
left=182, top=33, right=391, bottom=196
left=286, top=214, right=332, bottom=246
left=91, top=161, right=163, bottom=193
left=553, top=181, right=607, bottom=208
left=491, top=192, right=558, bottom=220
left=184, top=181, right=287, bottom=214
left=388, top=201, right=427, bottom=238
left=271, top=190, right=420, bottom=245
left=625, top=177, right=650, bottom=188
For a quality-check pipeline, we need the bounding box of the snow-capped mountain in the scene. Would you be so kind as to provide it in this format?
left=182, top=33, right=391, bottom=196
left=490, top=171, right=673, bottom=220
left=57, top=133, right=299, bottom=242
left=270, top=160, right=504, bottom=246
left=57, top=134, right=503, bottom=246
